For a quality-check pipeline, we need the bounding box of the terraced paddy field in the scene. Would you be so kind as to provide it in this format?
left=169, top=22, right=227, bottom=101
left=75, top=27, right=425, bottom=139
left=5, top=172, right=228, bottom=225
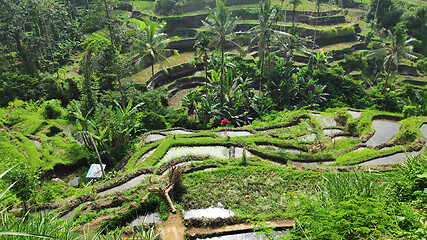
left=21, top=108, right=426, bottom=239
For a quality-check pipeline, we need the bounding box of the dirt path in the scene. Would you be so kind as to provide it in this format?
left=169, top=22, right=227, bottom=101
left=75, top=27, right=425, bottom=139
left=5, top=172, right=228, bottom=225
left=187, top=219, right=294, bottom=238
left=157, top=211, right=186, bottom=240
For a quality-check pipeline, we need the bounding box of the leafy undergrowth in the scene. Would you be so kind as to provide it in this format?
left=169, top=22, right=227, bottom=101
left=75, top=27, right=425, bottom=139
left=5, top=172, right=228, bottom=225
left=0, top=101, right=86, bottom=171
left=288, top=167, right=427, bottom=239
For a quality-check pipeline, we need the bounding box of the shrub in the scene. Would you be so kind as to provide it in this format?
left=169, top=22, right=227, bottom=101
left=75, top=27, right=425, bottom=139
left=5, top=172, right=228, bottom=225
left=392, top=154, right=427, bottom=207
left=403, top=106, right=416, bottom=118
left=415, top=59, right=427, bottom=76
left=0, top=73, right=41, bottom=107
left=138, top=112, right=168, bottom=130
left=154, top=0, right=176, bottom=15
left=42, top=99, right=63, bottom=119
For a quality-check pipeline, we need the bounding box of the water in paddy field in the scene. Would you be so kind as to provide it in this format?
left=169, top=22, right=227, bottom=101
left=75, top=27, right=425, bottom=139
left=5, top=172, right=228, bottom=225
left=366, top=120, right=399, bottom=146
left=234, top=147, right=253, bottom=158
left=32, top=140, right=42, bottom=148
left=145, top=134, right=166, bottom=142
left=183, top=207, right=235, bottom=219
left=135, top=148, right=157, bottom=165
left=360, top=125, right=427, bottom=165
left=195, top=230, right=289, bottom=240
left=98, top=174, right=149, bottom=197
left=298, top=133, right=317, bottom=141
left=347, top=110, right=362, bottom=119
left=158, top=146, right=230, bottom=166
left=310, top=114, right=337, bottom=127
left=218, top=131, right=253, bottom=137
left=129, top=213, right=162, bottom=227
left=323, top=129, right=343, bottom=135
left=162, top=130, right=194, bottom=135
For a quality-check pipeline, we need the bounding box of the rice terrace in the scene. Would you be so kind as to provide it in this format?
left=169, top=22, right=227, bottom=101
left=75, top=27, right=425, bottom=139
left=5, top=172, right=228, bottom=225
left=0, top=0, right=427, bottom=239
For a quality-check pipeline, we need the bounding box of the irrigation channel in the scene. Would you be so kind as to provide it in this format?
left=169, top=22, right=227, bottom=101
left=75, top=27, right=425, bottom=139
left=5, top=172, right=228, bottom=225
left=53, top=111, right=427, bottom=239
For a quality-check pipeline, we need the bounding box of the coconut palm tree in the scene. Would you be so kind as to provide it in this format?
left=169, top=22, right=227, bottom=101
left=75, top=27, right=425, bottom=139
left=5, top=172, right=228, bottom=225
left=248, top=0, right=294, bottom=96
left=316, top=0, right=322, bottom=13
left=367, top=27, right=423, bottom=93
left=131, top=18, right=175, bottom=78
left=194, top=32, right=212, bottom=80
left=290, top=0, right=301, bottom=24
left=202, top=0, right=243, bottom=106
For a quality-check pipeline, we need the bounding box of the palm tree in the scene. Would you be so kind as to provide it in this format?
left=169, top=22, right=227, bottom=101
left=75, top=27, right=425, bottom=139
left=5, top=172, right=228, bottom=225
left=367, top=27, right=423, bottom=93
left=194, top=32, right=212, bottom=81
left=131, top=18, right=174, bottom=78
left=316, top=0, right=322, bottom=13
left=290, top=0, right=301, bottom=24
left=248, top=0, right=294, bottom=96
left=202, top=0, right=243, bottom=106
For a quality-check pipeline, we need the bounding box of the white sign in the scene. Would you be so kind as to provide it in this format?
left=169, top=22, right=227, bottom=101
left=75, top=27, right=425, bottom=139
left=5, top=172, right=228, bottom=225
left=86, top=164, right=106, bottom=178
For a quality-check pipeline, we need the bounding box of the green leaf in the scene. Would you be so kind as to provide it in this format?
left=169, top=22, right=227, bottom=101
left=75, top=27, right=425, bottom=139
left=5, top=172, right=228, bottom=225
left=416, top=172, right=427, bottom=178
left=0, top=232, right=54, bottom=238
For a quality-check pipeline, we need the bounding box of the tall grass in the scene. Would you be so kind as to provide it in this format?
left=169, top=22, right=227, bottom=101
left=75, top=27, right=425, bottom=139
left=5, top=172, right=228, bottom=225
left=85, top=225, right=162, bottom=240
left=0, top=212, right=78, bottom=240
left=316, top=170, right=390, bottom=207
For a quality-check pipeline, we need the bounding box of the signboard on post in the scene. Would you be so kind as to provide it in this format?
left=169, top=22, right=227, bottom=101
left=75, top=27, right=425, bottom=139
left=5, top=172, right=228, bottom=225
left=86, top=164, right=106, bottom=178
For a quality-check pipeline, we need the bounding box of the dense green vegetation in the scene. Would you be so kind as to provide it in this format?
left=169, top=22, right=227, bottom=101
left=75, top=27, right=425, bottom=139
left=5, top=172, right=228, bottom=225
left=0, top=0, right=426, bottom=239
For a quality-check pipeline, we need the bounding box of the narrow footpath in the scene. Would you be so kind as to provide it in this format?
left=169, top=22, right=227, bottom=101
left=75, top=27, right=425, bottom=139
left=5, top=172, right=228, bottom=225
left=158, top=211, right=186, bottom=240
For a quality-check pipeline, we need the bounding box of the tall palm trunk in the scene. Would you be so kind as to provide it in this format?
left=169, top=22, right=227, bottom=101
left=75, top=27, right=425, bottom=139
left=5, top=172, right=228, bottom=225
left=382, top=61, right=392, bottom=94
left=220, top=40, right=225, bottom=108
left=259, top=42, right=265, bottom=97
left=103, top=0, right=125, bottom=109
left=292, top=6, right=296, bottom=24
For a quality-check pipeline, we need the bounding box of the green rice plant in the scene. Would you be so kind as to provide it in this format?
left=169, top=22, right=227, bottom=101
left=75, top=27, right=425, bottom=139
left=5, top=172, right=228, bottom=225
left=316, top=170, right=390, bottom=208
left=131, top=225, right=162, bottom=240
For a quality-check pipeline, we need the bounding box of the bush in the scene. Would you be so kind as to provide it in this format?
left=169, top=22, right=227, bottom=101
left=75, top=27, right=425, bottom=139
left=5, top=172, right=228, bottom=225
left=138, top=112, right=168, bottom=130
left=415, top=59, right=427, bottom=76
left=0, top=73, right=41, bottom=107
left=403, top=106, right=416, bottom=118
left=42, top=99, right=63, bottom=119
left=154, top=0, right=176, bottom=15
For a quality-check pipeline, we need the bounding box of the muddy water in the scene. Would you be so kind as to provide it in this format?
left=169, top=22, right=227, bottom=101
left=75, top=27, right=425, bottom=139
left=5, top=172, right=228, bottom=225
left=323, top=129, right=343, bottom=135
left=163, top=130, right=194, bottom=135
left=359, top=152, right=414, bottom=166
left=146, top=134, right=166, bottom=142
left=32, top=140, right=42, bottom=148
left=218, top=131, right=252, bottom=137
left=195, top=231, right=288, bottom=240
left=360, top=125, right=427, bottom=165
left=158, top=146, right=230, bottom=166
left=311, top=114, right=336, bottom=127
left=298, top=133, right=317, bottom=141
left=183, top=207, right=235, bottom=219
left=259, top=145, right=303, bottom=154
left=347, top=110, right=362, bottom=119
left=129, top=213, right=162, bottom=226
left=135, top=148, right=157, bottom=165
left=98, top=174, right=149, bottom=197
left=234, top=147, right=253, bottom=158
left=366, top=120, right=399, bottom=146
